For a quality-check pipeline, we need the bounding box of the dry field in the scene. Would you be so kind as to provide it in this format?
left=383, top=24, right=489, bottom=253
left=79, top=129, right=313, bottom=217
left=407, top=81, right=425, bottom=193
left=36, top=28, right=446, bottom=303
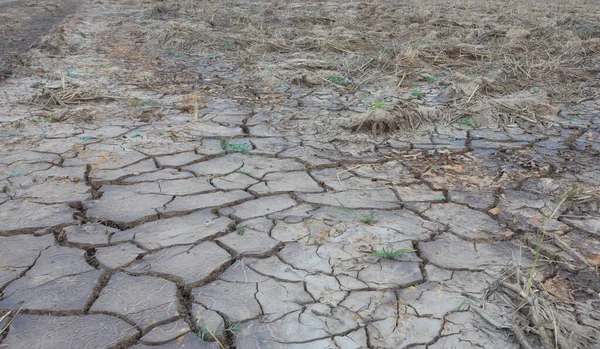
left=0, top=0, right=599, bottom=348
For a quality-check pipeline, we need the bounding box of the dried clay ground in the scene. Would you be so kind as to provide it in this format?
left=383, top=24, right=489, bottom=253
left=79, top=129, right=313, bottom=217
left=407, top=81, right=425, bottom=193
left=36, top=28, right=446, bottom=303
left=0, top=0, right=600, bottom=348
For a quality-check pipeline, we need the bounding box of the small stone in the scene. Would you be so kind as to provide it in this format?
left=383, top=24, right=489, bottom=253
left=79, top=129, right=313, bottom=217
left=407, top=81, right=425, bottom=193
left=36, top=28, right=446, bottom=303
left=140, top=318, right=190, bottom=344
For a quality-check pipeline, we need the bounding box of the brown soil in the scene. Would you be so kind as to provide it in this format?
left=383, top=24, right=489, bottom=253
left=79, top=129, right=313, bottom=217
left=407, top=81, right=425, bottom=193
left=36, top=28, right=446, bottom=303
left=0, top=0, right=82, bottom=80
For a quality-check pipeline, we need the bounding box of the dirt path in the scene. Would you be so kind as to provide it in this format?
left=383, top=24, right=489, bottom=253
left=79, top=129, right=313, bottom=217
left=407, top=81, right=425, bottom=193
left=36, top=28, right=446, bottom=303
left=0, top=0, right=83, bottom=79
left=0, top=0, right=599, bottom=348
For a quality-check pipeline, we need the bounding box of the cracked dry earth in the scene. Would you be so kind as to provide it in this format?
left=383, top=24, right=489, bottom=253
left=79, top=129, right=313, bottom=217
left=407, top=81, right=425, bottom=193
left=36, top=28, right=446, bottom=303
left=1, top=1, right=600, bottom=349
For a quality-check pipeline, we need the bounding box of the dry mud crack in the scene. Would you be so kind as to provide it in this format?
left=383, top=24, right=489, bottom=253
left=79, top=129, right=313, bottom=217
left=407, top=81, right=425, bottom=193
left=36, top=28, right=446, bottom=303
left=0, top=0, right=599, bottom=348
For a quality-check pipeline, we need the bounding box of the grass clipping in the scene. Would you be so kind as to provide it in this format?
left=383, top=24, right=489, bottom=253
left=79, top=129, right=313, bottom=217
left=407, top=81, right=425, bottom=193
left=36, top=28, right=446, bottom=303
left=470, top=186, right=598, bottom=349
left=350, top=74, right=560, bottom=135
left=31, top=79, right=116, bottom=108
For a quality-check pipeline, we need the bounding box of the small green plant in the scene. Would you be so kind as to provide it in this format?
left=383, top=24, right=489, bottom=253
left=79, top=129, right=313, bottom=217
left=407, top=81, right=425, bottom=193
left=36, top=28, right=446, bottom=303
left=327, top=75, right=347, bottom=86
left=238, top=169, right=249, bottom=175
left=337, top=199, right=375, bottom=225
left=448, top=299, right=469, bottom=314
left=529, top=87, right=540, bottom=94
left=371, top=248, right=417, bottom=259
left=2, top=185, right=8, bottom=193
left=426, top=75, right=438, bottom=83
left=77, top=135, right=92, bottom=141
left=435, top=195, right=445, bottom=201
left=228, top=0, right=235, bottom=23
left=371, top=102, right=385, bottom=109
left=220, top=140, right=251, bottom=154
left=411, top=89, right=422, bottom=98
left=129, top=131, right=142, bottom=138
left=209, top=52, right=219, bottom=61
left=224, top=41, right=236, bottom=50
left=162, top=49, right=186, bottom=57
left=526, top=186, right=578, bottom=294
left=458, top=118, right=474, bottom=127
left=140, top=21, right=149, bottom=26
left=196, top=325, right=208, bottom=342
left=8, top=172, right=22, bottom=178
left=128, top=99, right=157, bottom=108
left=226, top=322, right=241, bottom=334
left=236, top=225, right=245, bottom=235
left=359, top=212, right=375, bottom=224
left=448, top=134, right=457, bottom=141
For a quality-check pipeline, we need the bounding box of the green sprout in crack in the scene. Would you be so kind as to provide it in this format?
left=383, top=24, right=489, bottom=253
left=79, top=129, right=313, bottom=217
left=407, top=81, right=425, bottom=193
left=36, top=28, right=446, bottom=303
left=140, top=21, right=149, bottom=26
left=237, top=169, right=249, bottom=175
left=337, top=199, right=375, bottom=225
left=426, top=75, right=438, bottom=83
left=220, top=140, right=251, bottom=154
left=371, top=102, right=385, bottom=109
left=224, top=41, right=236, bottom=50
left=411, top=89, right=422, bottom=98
left=458, top=118, right=474, bottom=127
left=359, top=212, right=375, bottom=224
left=448, top=299, right=470, bottom=314
left=529, top=87, right=540, bottom=94
left=327, top=75, right=347, bottom=86
left=236, top=225, right=245, bottom=235
left=196, top=325, right=208, bottom=342
left=448, top=134, right=457, bottom=141
left=226, top=322, right=241, bottom=334
left=371, top=248, right=417, bottom=259
left=128, top=98, right=158, bottom=108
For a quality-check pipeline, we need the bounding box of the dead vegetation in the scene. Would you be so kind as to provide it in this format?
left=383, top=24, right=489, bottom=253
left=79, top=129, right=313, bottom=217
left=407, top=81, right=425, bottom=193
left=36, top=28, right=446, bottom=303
left=136, top=0, right=599, bottom=133
left=30, top=79, right=117, bottom=107
left=475, top=264, right=599, bottom=349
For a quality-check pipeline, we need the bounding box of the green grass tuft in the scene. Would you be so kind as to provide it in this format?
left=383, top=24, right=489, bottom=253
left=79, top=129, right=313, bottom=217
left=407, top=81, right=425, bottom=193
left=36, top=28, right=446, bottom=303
left=221, top=140, right=251, bottom=154
left=327, top=75, right=347, bottom=86
left=371, top=248, right=417, bottom=258
left=458, top=118, right=474, bottom=127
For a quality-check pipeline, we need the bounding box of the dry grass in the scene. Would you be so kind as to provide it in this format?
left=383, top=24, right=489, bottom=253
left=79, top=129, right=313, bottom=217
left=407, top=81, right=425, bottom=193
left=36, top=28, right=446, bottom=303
left=30, top=79, right=118, bottom=108
left=145, top=0, right=599, bottom=85
left=136, top=0, right=599, bottom=133
left=476, top=265, right=599, bottom=349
